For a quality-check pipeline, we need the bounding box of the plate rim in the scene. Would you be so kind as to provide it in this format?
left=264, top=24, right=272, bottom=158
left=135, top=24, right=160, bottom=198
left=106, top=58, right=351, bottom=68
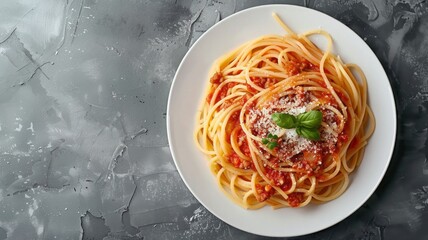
left=167, top=4, right=397, bottom=237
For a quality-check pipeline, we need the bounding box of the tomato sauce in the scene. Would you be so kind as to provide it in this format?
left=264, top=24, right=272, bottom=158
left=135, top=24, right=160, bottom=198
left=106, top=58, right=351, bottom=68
left=228, top=153, right=242, bottom=168
left=350, top=136, right=360, bottom=150
left=210, top=72, right=222, bottom=84
left=287, top=192, right=304, bottom=207
left=255, top=184, right=275, bottom=202
left=336, top=90, right=349, bottom=105
left=247, top=77, right=279, bottom=93
left=237, top=129, right=251, bottom=157
left=226, top=128, right=252, bottom=169
left=266, top=167, right=292, bottom=191
left=207, top=82, right=237, bottom=104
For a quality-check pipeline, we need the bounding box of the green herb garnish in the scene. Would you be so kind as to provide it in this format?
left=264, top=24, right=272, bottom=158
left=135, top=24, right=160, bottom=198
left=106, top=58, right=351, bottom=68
left=272, top=110, right=323, bottom=141
left=262, top=133, right=279, bottom=150
left=272, top=112, right=297, bottom=129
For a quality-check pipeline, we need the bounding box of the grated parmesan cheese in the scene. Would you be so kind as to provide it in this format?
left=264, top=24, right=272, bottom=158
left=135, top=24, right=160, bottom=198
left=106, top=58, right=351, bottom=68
left=287, top=106, right=306, bottom=115
left=248, top=91, right=340, bottom=160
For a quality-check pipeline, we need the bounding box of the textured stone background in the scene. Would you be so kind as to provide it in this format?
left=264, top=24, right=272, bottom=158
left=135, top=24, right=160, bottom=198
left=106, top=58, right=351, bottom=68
left=0, top=0, right=427, bottom=239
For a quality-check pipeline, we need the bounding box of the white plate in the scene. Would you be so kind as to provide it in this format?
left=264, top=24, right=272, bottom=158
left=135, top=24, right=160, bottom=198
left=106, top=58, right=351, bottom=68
left=167, top=4, right=396, bottom=237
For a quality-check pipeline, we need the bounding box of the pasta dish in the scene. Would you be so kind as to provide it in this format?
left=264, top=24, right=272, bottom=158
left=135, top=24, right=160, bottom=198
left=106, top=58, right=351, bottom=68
left=194, top=13, right=375, bottom=209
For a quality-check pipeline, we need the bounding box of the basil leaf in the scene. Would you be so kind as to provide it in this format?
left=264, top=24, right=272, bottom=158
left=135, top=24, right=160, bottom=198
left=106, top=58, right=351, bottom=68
left=267, top=141, right=278, bottom=150
left=271, top=134, right=278, bottom=139
left=297, top=110, right=322, bottom=129
left=298, top=127, right=320, bottom=141
left=267, top=133, right=273, bottom=138
left=262, top=138, right=269, bottom=144
left=296, top=127, right=302, bottom=136
left=272, top=112, right=297, bottom=129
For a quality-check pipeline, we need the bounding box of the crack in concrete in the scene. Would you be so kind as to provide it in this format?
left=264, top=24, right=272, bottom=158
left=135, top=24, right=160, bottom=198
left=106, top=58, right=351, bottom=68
left=14, top=62, right=53, bottom=86
left=185, top=0, right=207, bottom=47
left=55, top=0, right=71, bottom=55
left=9, top=183, right=71, bottom=196
left=45, top=139, right=66, bottom=188
left=0, top=28, right=17, bottom=44
left=71, top=0, right=85, bottom=44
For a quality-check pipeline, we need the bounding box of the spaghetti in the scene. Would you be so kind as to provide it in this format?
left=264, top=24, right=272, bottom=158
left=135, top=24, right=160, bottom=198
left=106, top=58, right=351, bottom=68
left=194, top=13, right=375, bottom=209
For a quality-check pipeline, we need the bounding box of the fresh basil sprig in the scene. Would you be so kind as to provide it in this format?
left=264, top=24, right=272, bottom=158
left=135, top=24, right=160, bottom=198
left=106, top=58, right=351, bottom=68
left=261, top=133, right=278, bottom=150
left=272, top=110, right=322, bottom=141
left=297, top=110, right=323, bottom=129
left=272, top=112, right=297, bottom=129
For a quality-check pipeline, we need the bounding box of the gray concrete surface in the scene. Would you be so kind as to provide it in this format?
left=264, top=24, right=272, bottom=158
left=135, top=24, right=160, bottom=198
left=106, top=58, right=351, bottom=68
left=0, top=0, right=427, bottom=239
